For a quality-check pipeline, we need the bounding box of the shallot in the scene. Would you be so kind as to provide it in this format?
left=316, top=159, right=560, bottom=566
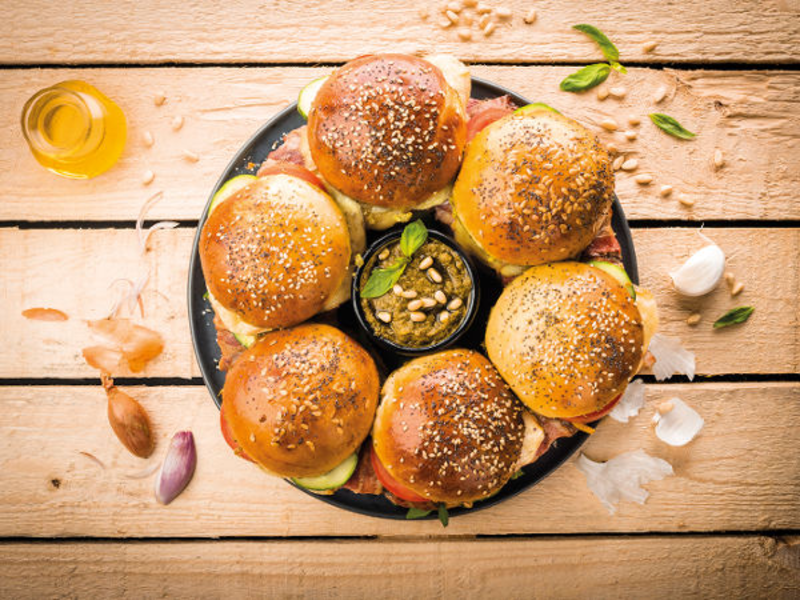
left=102, top=375, right=155, bottom=458
left=155, top=431, right=197, bottom=505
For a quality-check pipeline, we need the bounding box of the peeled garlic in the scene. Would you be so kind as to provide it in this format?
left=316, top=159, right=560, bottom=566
left=609, top=379, right=646, bottom=423
left=670, top=244, right=726, bottom=296
left=653, top=397, right=704, bottom=446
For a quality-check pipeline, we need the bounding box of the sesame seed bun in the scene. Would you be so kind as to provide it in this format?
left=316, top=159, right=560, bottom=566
left=451, top=109, right=614, bottom=269
left=372, top=349, right=524, bottom=506
left=485, top=262, right=644, bottom=419
left=223, top=323, right=380, bottom=478
left=307, top=53, right=467, bottom=209
left=199, top=174, right=351, bottom=330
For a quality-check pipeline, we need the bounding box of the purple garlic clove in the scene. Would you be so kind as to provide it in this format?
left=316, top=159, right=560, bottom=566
left=155, top=431, right=196, bottom=505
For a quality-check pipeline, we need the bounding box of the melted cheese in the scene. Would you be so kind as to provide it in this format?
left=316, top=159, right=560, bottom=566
left=207, top=291, right=269, bottom=340
left=424, top=54, right=471, bottom=109
left=513, top=410, right=546, bottom=470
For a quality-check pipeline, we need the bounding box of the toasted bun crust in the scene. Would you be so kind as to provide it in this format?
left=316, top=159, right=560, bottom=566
left=372, top=349, right=524, bottom=505
left=200, top=174, right=351, bottom=330
left=223, top=324, right=380, bottom=478
left=308, top=54, right=467, bottom=209
left=485, top=262, right=644, bottom=419
left=452, top=109, right=614, bottom=267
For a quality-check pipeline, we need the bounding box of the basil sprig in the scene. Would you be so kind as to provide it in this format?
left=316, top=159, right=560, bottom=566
left=560, top=24, right=626, bottom=92
left=713, top=306, right=754, bottom=329
left=406, top=507, right=433, bottom=520
left=649, top=113, right=697, bottom=140
left=560, top=63, right=611, bottom=92
left=437, top=504, right=449, bottom=527
left=361, top=220, right=428, bottom=299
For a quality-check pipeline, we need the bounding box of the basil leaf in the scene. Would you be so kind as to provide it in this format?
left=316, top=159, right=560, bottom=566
left=400, top=219, right=428, bottom=258
left=406, top=507, right=433, bottom=520
left=360, top=257, right=408, bottom=299
left=510, top=469, right=525, bottom=481
left=609, top=61, right=627, bottom=74
left=649, top=113, right=697, bottom=140
left=573, top=24, right=620, bottom=63
left=437, top=504, right=449, bottom=527
left=560, top=63, right=611, bottom=93
left=202, top=291, right=209, bottom=301
left=713, top=306, right=754, bottom=329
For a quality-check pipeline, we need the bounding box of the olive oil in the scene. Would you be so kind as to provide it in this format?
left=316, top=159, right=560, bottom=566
left=21, top=80, right=127, bottom=179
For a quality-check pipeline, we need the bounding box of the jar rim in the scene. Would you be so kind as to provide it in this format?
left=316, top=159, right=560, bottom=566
left=20, top=83, right=95, bottom=158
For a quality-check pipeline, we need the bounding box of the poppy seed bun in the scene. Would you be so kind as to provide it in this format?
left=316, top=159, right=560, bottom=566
left=452, top=109, right=614, bottom=268
left=223, top=324, right=380, bottom=478
left=200, top=174, right=351, bottom=330
left=485, top=262, right=644, bottom=419
left=372, top=349, right=524, bottom=506
left=308, top=54, right=467, bottom=209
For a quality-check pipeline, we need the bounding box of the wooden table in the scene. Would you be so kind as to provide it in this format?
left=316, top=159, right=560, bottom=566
left=2, top=1, right=799, bottom=597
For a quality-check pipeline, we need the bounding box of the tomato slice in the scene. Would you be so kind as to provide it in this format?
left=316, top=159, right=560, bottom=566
left=370, top=446, right=427, bottom=503
left=258, top=162, right=326, bottom=192
left=564, top=393, right=623, bottom=425
left=466, top=107, right=514, bottom=142
left=220, top=403, right=255, bottom=463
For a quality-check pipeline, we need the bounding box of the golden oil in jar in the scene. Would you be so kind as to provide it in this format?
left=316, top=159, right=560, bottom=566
left=21, top=80, right=127, bottom=179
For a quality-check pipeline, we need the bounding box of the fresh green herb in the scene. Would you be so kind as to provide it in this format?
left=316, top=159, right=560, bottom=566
left=399, top=219, right=428, bottom=258
left=649, top=113, right=697, bottom=140
left=202, top=291, right=209, bottom=301
left=361, top=221, right=428, bottom=298
left=713, top=306, right=754, bottom=329
left=560, top=63, right=611, bottom=92
left=609, top=61, right=627, bottom=74
left=510, top=469, right=525, bottom=481
left=437, top=504, right=449, bottom=527
left=573, top=24, right=620, bottom=63
left=406, top=507, right=433, bottom=520
left=515, top=102, right=562, bottom=115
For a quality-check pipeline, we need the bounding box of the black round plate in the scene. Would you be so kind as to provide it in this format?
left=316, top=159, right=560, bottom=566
left=187, top=76, right=638, bottom=520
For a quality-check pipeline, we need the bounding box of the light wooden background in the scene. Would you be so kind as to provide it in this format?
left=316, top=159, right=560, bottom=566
left=1, top=1, right=799, bottom=598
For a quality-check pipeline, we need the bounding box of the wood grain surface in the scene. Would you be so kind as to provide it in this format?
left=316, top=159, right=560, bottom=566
left=2, top=227, right=796, bottom=379
left=4, top=0, right=800, bottom=65
left=0, top=536, right=798, bottom=599
left=1, top=382, right=796, bottom=537
left=2, top=66, right=799, bottom=221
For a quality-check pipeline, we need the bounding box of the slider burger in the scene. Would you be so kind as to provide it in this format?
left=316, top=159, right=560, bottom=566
left=199, top=165, right=352, bottom=349
left=451, top=107, right=614, bottom=277
left=486, top=261, right=658, bottom=427
left=220, top=323, right=380, bottom=489
left=304, top=53, right=470, bottom=230
left=371, top=349, right=525, bottom=507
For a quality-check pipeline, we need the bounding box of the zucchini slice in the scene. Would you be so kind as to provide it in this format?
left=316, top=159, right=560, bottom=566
left=208, top=174, right=257, bottom=215
left=297, top=76, right=328, bottom=119
left=233, top=332, right=258, bottom=348
left=589, top=260, right=636, bottom=299
left=292, top=452, right=358, bottom=491
left=514, top=102, right=561, bottom=116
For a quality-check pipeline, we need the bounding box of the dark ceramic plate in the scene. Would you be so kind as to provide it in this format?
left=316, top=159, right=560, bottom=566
left=187, top=76, right=638, bottom=520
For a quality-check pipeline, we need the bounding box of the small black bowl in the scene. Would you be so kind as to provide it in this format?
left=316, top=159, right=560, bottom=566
left=351, top=229, right=480, bottom=356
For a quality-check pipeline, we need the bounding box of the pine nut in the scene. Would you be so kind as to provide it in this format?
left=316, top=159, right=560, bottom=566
left=524, top=8, right=537, bottom=24
left=142, top=170, right=155, bottom=185
left=461, top=12, right=473, bottom=26
left=171, top=115, right=184, bottom=131
left=643, top=41, right=658, bottom=53
left=376, top=311, right=392, bottom=323
left=658, top=401, right=674, bottom=415
left=621, top=158, right=638, bottom=171
left=634, top=174, right=653, bottom=185
left=410, top=311, right=427, bottom=322
left=610, top=86, right=627, bottom=99
left=447, top=298, right=463, bottom=311
left=419, top=256, right=434, bottom=270
left=496, top=7, right=512, bottom=19
left=714, top=149, right=725, bottom=169
left=445, top=10, right=459, bottom=24
left=478, top=13, right=492, bottom=28
left=418, top=7, right=430, bottom=19
left=628, top=116, right=641, bottom=127
left=612, top=156, right=625, bottom=171
left=392, top=284, right=404, bottom=296
left=686, top=313, right=701, bottom=326
left=421, top=297, right=437, bottom=308
left=182, top=149, right=199, bottom=162
left=447, top=1, right=462, bottom=12
left=378, top=249, right=390, bottom=261
left=408, top=299, right=423, bottom=311
left=606, top=141, right=619, bottom=154
left=457, top=27, right=473, bottom=41
left=142, top=131, right=154, bottom=147
left=731, top=281, right=745, bottom=296
left=596, top=87, right=609, bottom=101
left=653, top=85, right=668, bottom=104
left=483, top=22, right=496, bottom=37
left=463, top=0, right=477, bottom=6
left=434, top=290, right=447, bottom=304
left=624, top=130, right=638, bottom=141
left=600, top=118, right=618, bottom=131
left=439, top=18, right=453, bottom=28
left=401, top=290, right=418, bottom=299
left=678, top=195, right=695, bottom=207
left=477, top=3, right=492, bottom=14
left=438, top=311, right=451, bottom=323
left=725, top=272, right=735, bottom=287
left=659, top=185, right=673, bottom=197
left=154, top=92, right=166, bottom=106
left=428, top=268, right=443, bottom=283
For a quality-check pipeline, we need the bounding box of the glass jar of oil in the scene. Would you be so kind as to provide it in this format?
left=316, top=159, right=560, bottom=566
left=21, top=80, right=127, bottom=179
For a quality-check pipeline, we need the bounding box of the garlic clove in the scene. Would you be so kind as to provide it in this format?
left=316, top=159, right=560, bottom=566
left=155, top=431, right=197, bottom=505
left=669, top=244, right=726, bottom=296
left=653, top=397, right=704, bottom=446
left=609, top=379, right=646, bottom=423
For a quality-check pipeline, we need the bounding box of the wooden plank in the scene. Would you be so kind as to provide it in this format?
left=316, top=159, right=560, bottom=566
left=4, top=0, right=800, bottom=65
left=0, top=382, right=796, bottom=537
left=2, top=67, right=799, bottom=221
left=2, top=227, right=796, bottom=379
left=0, top=536, right=798, bottom=599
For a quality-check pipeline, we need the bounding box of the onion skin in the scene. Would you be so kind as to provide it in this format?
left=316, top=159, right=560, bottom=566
left=102, top=376, right=155, bottom=458
left=155, top=431, right=197, bottom=505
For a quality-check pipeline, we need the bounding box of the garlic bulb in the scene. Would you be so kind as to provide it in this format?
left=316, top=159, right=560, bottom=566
left=670, top=244, right=726, bottom=296
left=653, top=398, right=704, bottom=446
